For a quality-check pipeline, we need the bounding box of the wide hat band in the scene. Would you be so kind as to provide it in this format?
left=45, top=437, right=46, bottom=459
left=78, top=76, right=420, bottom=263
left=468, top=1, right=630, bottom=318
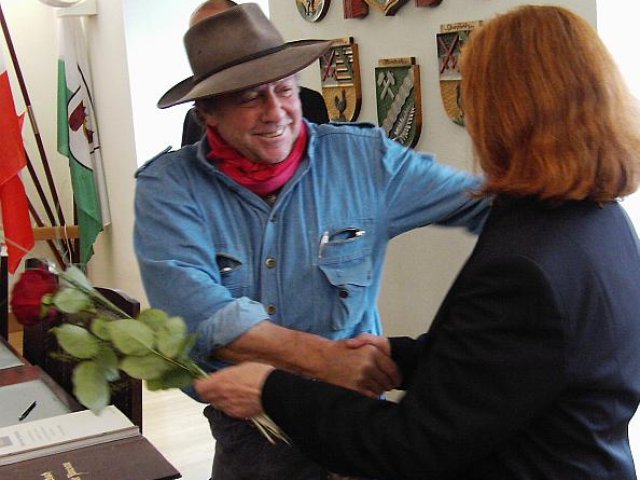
left=158, top=3, right=332, bottom=109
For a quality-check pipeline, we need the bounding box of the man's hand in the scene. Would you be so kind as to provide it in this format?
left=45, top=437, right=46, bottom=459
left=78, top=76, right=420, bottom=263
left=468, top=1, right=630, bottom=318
left=194, top=362, right=275, bottom=418
left=314, top=339, right=401, bottom=397
left=346, top=332, right=392, bottom=356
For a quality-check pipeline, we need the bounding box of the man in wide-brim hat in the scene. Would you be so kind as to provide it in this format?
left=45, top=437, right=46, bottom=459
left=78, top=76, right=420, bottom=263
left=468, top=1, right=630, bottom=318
left=134, top=2, right=489, bottom=478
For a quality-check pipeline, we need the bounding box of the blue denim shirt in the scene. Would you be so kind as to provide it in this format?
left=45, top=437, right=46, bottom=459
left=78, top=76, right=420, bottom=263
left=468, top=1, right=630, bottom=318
left=134, top=122, right=488, bottom=373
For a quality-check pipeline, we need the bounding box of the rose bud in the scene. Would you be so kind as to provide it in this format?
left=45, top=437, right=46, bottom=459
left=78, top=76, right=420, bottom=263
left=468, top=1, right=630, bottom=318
left=10, top=267, right=59, bottom=326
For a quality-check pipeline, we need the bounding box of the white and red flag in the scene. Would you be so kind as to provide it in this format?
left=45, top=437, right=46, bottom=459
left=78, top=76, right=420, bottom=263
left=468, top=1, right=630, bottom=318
left=0, top=48, right=33, bottom=273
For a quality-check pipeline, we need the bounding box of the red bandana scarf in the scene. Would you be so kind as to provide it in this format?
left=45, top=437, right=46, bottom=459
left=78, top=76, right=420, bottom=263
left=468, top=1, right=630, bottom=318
left=207, top=123, right=308, bottom=197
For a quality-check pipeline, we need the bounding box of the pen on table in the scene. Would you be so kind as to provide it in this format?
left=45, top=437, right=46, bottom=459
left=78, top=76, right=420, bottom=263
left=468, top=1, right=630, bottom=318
left=18, top=401, right=37, bottom=422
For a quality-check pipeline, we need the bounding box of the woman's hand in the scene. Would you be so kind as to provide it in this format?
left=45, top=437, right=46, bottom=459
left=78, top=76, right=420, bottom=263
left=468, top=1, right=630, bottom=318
left=194, top=362, right=275, bottom=418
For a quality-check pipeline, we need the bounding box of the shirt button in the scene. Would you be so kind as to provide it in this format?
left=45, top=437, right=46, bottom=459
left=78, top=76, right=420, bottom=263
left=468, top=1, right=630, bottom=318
left=265, top=257, right=277, bottom=268
left=338, top=289, right=349, bottom=299
left=267, top=304, right=277, bottom=315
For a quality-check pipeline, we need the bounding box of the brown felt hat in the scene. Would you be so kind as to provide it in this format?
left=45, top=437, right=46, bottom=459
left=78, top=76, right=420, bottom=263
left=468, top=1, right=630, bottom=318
left=157, top=3, right=332, bottom=109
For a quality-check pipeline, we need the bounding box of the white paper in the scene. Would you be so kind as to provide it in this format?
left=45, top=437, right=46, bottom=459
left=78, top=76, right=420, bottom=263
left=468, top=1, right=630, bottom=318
left=0, top=405, right=139, bottom=465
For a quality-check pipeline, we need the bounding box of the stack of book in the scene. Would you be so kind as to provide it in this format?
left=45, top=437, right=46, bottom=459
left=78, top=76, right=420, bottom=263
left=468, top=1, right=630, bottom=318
left=0, top=406, right=180, bottom=479
left=0, top=338, right=180, bottom=479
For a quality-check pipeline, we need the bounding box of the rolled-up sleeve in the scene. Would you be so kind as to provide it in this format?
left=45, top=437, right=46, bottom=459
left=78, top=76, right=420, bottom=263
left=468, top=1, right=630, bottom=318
left=134, top=152, right=268, bottom=367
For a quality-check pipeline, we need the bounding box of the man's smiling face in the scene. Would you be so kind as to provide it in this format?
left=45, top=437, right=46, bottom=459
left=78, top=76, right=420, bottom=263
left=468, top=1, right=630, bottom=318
left=201, top=75, right=303, bottom=164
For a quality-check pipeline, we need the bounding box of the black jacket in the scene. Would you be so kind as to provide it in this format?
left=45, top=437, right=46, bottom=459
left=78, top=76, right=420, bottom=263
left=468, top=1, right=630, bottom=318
left=264, top=199, right=640, bottom=479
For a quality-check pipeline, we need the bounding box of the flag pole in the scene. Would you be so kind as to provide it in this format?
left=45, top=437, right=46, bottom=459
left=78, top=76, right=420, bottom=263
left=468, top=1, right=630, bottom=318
left=25, top=151, right=73, bottom=265
left=0, top=3, right=75, bottom=261
left=28, top=202, right=66, bottom=268
left=24, top=153, right=58, bottom=232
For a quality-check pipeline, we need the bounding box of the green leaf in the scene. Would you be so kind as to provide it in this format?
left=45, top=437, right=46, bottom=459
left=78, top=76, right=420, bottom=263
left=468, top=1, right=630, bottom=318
left=72, top=361, right=110, bottom=412
left=108, top=319, right=154, bottom=356
left=53, top=288, right=93, bottom=314
left=157, top=316, right=188, bottom=358
left=62, top=265, right=94, bottom=291
left=91, top=316, right=112, bottom=341
left=176, top=334, right=198, bottom=360
left=40, top=293, right=55, bottom=319
left=94, top=345, right=120, bottom=382
left=146, top=366, right=195, bottom=390
left=144, top=378, right=165, bottom=391
left=41, top=293, right=54, bottom=307
left=138, top=308, right=170, bottom=331
left=52, top=324, right=100, bottom=359
left=120, top=354, right=170, bottom=380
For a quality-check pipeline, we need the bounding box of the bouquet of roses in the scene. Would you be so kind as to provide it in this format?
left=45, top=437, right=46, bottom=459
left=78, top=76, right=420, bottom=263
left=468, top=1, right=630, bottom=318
left=10, top=262, right=286, bottom=444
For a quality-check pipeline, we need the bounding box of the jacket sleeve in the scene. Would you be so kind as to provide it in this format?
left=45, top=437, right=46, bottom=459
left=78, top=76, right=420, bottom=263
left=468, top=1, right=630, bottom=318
left=262, top=255, right=565, bottom=480
left=134, top=154, right=268, bottom=366
left=388, top=335, right=426, bottom=390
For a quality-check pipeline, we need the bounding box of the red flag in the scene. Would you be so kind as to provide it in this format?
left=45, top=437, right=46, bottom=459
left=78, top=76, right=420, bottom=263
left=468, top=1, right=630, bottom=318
left=0, top=51, right=34, bottom=273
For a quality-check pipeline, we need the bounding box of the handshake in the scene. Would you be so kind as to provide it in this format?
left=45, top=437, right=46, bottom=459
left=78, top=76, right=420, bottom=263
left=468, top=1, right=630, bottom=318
left=310, top=333, right=401, bottom=398
left=194, top=333, right=401, bottom=420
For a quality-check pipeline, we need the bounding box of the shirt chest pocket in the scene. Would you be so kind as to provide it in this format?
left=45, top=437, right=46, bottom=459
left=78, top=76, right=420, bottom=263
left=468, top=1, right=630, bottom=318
left=215, top=250, right=249, bottom=298
left=317, top=224, right=373, bottom=330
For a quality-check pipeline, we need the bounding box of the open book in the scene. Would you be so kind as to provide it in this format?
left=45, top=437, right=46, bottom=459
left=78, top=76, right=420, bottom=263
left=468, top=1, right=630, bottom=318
left=0, top=340, right=23, bottom=371
left=0, top=405, right=139, bottom=466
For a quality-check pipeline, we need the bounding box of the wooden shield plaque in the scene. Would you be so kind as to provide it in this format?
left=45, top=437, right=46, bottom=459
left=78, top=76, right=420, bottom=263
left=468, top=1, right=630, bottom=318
left=344, top=0, right=369, bottom=18
left=364, top=0, right=408, bottom=15
left=375, top=57, right=422, bottom=148
left=415, top=0, right=443, bottom=6
left=437, top=20, right=482, bottom=126
left=319, top=37, right=362, bottom=122
left=296, top=0, right=331, bottom=22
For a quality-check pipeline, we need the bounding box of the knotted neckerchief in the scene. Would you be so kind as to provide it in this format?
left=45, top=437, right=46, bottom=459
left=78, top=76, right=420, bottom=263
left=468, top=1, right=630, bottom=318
left=206, top=123, right=308, bottom=197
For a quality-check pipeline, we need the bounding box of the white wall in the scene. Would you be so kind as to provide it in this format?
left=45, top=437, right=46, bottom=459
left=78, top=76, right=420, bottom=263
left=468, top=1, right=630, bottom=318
left=268, top=0, right=596, bottom=336
left=597, top=0, right=640, bottom=466
left=598, top=1, right=640, bottom=230
left=124, top=0, right=200, bottom=163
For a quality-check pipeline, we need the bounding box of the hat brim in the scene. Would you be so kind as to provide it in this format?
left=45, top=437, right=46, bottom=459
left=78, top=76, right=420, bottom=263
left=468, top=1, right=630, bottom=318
left=158, top=39, right=332, bottom=109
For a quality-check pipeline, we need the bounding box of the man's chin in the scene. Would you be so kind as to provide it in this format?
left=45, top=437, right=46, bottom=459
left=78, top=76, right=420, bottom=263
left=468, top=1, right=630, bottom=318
left=261, top=155, right=290, bottom=165
left=256, top=146, right=294, bottom=164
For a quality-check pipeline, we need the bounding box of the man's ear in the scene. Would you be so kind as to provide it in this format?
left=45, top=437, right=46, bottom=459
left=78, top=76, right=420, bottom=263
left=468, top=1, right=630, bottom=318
left=194, top=99, right=218, bottom=127
left=197, top=108, right=218, bottom=128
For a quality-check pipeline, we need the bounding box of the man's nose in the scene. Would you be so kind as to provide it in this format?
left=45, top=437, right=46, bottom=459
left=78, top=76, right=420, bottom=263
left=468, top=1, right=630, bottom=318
left=261, top=91, right=285, bottom=122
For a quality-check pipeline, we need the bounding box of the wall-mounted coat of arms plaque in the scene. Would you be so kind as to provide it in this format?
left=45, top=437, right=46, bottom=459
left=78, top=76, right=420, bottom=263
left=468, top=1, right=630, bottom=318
left=319, top=37, right=362, bottom=122
left=364, top=0, right=408, bottom=15
left=343, top=0, right=369, bottom=18
left=416, top=0, right=443, bottom=6
left=375, top=57, right=422, bottom=148
left=344, top=0, right=443, bottom=19
left=436, top=20, right=482, bottom=126
left=296, top=0, right=331, bottom=22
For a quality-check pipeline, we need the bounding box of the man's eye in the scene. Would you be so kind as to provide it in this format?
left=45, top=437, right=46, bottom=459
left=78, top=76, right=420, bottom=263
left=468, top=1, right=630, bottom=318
left=278, top=87, right=293, bottom=97
left=237, top=94, right=260, bottom=104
